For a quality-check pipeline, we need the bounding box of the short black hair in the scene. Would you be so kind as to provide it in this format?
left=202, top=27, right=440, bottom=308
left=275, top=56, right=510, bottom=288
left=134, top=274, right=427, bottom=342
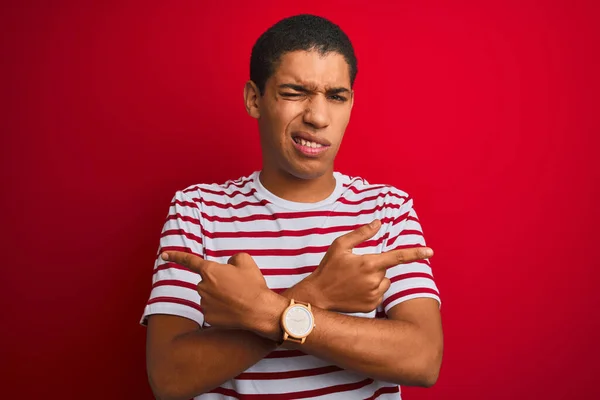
left=250, top=14, right=358, bottom=95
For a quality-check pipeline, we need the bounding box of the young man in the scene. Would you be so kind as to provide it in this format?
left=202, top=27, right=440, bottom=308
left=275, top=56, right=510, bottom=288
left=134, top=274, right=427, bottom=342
left=142, top=14, right=442, bottom=400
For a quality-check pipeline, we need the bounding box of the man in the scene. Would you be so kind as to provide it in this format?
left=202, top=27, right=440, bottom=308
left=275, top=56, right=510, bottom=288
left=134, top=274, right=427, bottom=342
left=142, top=14, right=442, bottom=400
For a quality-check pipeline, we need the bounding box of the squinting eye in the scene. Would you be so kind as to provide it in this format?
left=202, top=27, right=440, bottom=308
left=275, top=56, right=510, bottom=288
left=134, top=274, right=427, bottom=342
left=329, top=95, right=347, bottom=102
left=281, top=93, right=302, bottom=97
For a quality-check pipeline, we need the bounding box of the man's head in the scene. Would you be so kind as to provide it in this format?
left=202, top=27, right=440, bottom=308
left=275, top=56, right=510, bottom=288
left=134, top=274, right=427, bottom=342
left=244, top=14, right=357, bottom=181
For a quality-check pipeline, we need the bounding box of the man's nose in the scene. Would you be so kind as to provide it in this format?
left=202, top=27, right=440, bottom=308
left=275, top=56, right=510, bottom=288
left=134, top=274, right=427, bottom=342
left=302, top=95, right=330, bottom=129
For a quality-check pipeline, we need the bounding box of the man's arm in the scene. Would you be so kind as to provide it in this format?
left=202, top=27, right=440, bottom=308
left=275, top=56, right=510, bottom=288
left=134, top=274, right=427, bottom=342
left=271, top=213, right=442, bottom=386
left=146, top=284, right=320, bottom=400
left=147, top=316, right=271, bottom=400
left=316, top=298, right=443, bottom=386
left=260, top=296, right=443, bottom=387
left=148, top=298, right=441, bottom=400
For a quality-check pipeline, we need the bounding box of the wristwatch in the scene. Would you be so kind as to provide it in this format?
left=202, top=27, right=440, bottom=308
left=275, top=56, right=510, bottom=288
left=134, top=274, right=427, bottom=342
left=280, top=299, right=315, bottom=344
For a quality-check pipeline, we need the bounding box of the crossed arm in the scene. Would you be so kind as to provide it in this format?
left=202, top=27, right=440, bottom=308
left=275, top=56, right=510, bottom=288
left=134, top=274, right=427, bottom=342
left=146, top=222, right=443, bottom=400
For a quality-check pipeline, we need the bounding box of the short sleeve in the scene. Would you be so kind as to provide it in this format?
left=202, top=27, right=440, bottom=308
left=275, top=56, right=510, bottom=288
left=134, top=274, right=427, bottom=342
left=140, top=190, right=205, bottom=327
left=381, top=196, right=441, bottom=314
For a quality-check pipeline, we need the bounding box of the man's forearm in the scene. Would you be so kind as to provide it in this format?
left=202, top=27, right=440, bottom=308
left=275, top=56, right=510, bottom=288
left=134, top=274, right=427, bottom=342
left=283, top=303, right=443, bottom=387
left=151, top=327, right=275, bottom=400
left=150, top=284, right=318, bottom=400
left=247, top=291, right=442, bottom=387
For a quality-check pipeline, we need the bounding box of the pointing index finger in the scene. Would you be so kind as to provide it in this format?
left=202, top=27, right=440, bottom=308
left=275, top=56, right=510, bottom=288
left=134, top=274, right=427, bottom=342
left=367, top=246, right=434, bottom=270
left=161, top=251, right=210, bottom=276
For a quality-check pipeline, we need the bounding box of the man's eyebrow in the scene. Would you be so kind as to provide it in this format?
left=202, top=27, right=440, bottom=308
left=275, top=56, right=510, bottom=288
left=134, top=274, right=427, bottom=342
left=278, top=83, right=310, bottom=92
left=326, top=87, right=351, bottom=95
left=278, top=83, right=351, bottom=94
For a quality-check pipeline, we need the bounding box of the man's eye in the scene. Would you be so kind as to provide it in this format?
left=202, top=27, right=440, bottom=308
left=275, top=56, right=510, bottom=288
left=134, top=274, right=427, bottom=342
left=329, top=95, right=347, bottom=102
left=281, top=92, right=302, bottom=97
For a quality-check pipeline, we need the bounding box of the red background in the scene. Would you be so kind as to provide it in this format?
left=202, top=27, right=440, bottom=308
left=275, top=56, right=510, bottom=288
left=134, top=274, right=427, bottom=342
left=2, top=1, right=599, bottom=399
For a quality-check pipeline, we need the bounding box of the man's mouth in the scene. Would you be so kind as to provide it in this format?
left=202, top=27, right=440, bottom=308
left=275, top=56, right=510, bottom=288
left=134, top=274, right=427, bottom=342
left=292, top=136, right=326, bottom=148
left=292, top=136, right=330, bottom=156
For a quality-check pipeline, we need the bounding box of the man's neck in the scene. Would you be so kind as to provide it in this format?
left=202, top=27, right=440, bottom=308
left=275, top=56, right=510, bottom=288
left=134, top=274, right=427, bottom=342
left=259, top=168, right=337, bottom=203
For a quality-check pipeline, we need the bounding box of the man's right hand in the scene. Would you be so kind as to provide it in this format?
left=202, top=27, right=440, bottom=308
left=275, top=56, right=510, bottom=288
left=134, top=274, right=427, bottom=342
left=303, top=220, right=433, bottom=313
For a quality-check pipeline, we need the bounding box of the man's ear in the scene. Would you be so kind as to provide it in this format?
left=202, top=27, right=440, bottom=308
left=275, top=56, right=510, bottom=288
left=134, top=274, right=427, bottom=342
left=244, top=80, right=261, bottom=119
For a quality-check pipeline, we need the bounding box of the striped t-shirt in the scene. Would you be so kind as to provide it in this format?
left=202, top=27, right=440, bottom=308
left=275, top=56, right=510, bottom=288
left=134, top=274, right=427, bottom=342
left=141, top=170, right=440, bottom=399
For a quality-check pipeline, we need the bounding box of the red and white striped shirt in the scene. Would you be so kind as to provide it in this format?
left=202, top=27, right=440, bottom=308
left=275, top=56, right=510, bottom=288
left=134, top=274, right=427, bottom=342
left=141, top=171, right=440, bottom=399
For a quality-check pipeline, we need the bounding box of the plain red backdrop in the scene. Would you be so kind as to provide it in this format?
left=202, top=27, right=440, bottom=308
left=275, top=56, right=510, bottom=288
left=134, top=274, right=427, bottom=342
left=2, top=1, right=599, bottom=399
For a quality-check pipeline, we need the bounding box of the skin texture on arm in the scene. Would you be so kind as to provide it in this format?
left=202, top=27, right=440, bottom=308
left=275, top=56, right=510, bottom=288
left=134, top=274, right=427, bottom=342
left=147, top=316, right=272, bottom=400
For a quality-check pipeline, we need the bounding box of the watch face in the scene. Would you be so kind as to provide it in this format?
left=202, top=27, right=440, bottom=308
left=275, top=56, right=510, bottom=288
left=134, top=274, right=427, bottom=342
left=284, top=305, right=314, bottom=338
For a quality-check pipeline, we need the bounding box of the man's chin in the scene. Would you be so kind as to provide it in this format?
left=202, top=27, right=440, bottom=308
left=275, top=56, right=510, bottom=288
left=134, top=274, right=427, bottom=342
left=286, top=162, right=332, bottom=181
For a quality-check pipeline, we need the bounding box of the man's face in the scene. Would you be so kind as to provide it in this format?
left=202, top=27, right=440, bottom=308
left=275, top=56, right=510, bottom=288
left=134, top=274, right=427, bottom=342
left=254, top=50, right=353, bottom=180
